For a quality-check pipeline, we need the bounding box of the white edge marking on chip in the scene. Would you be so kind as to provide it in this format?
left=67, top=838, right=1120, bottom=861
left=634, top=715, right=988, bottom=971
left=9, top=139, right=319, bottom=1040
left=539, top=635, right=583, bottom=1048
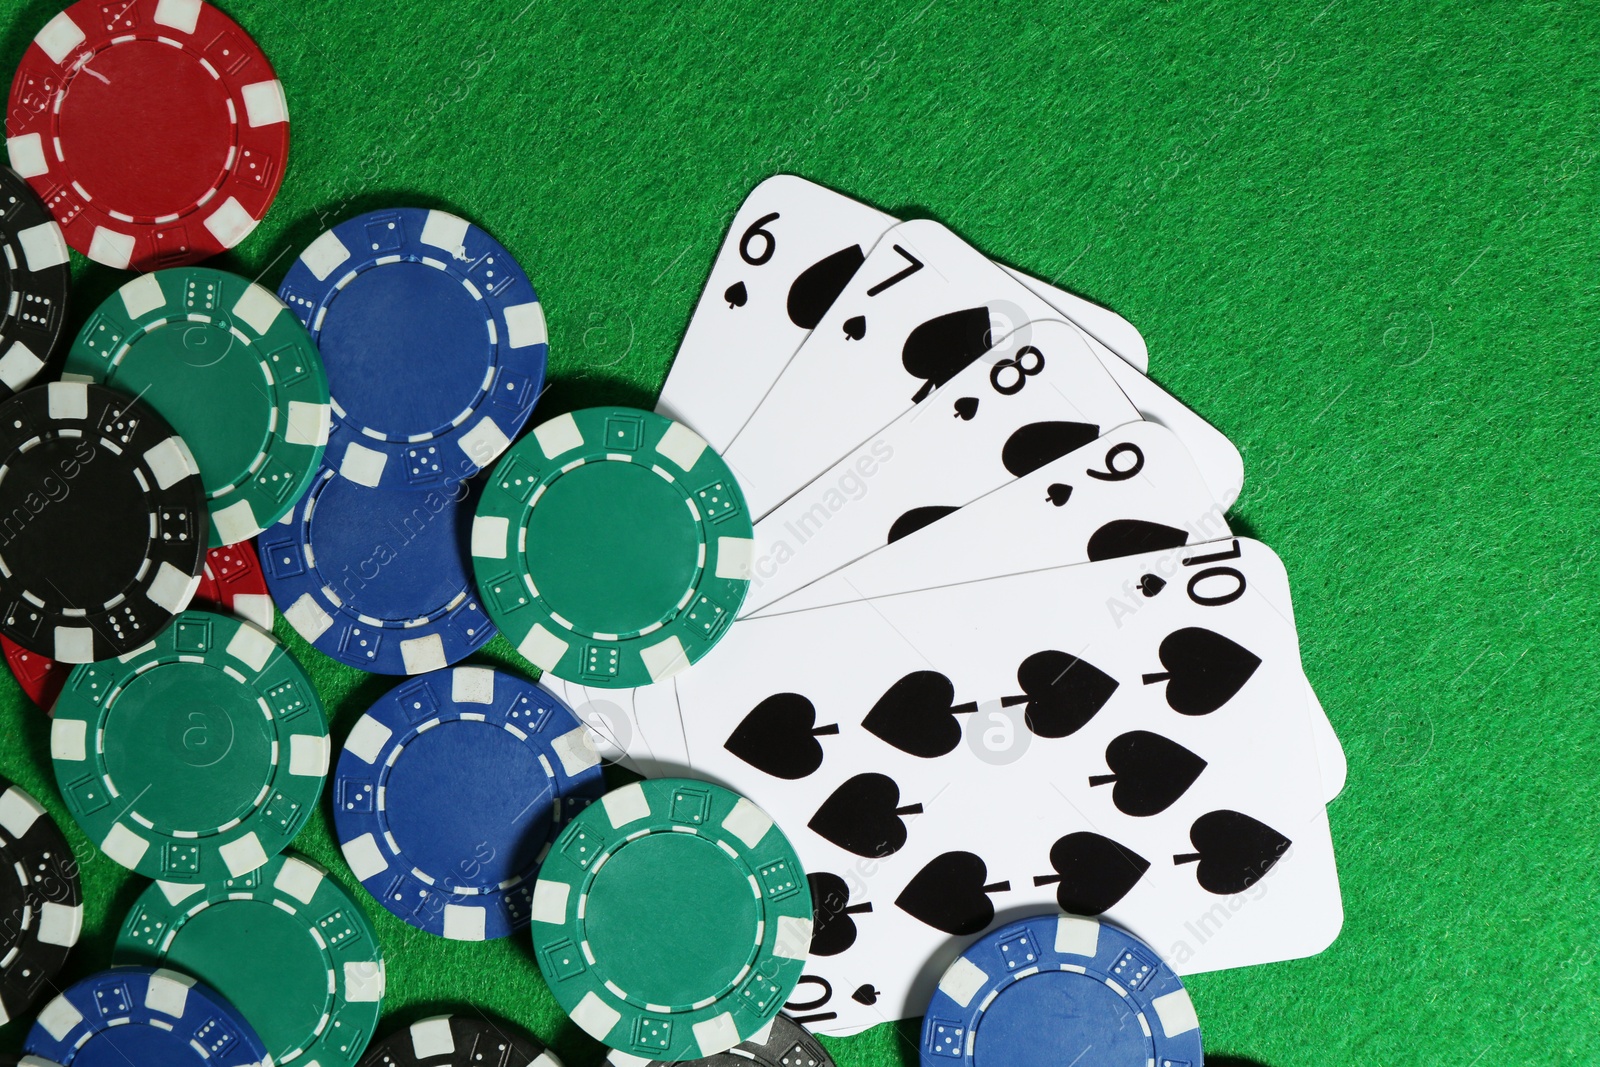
left=937, top=956, right=991, bottom=1009
left=1054, top=914, right=1102, bottom=958
left=53, top=626, right=95, bottom=664
left=289, top=733, right=330, bottom=777
left=232, top=593, right=276, bottom=631
left=503, top=301, right=548, bottom=349
left=286, top=401, right=332, bottom=447
left=49, top=718, right=87, bottom=761
left=343, top=715, right=393, bottom=765
left=516, top=625, right=568, bottom=672
left=550, top=725, right=601, bottom=777
left=343, top=959, right=386, bottom=1002
left=4, top=134, right=48, bottom=180
left=302, top=229, right=353, bottom=282
left=275, top=851, right=324, bottom=902
left=232, top=282, right=284, bottom=335
left=212, top=499, right=261, bottom=546
left=18, top=220, right=69, bottom=272
left=639, top=635, right=689, bottom=682
left=451, top=666, right=495, bottom=704
left=119, top=273, right=167, bottom=319
left=529, top=879, right=570, bottom=924
left=36, top=991, right=84, bottom=1041
left=691, top=1014, right=741, bottom=1057
left=420, top=210, right=471, bottom=256
left=340, top=832, right=389, bottom=881
left=1153, top=988, right=1200, bottom=1037
left=152, top=0, right=202, bottom=34
left=285, top=592, right=334, bottom=642
left=570, top=992, right=622, bottom=1042
left=443, top=903, right=487, bottom=941
left=601, top=781, right=651, bottom=827
left=534, top=412, right=583, bottom=458
left=218, top=832, right=267, bottom=877
left=746, top=1017, right=777, bottom=1046
left=0, top=342, right=44, bottom=392
left=721, top=797, right=772, bottom=849
left=35, top=12, right=88, bottom=65
left=241, top=79, right=289, bottom=128
left=605, top=1054, right=651, bottom=1067
left=0, top=787, right=42, bottom=839
left=47, top=381, right=87, bottom=420
left=144, top=968, right=193, bottom=1018
left=340, top=441, right=388, bottom=487
left=457, top=416, right=510, bottom=468
left=144, top=436, right=197, bottom=490
left=88, top=226, right=136, bottom=270
left=147, top=562, right=200, bottom=615
left=715, top=536, right=754, bottom=580
left=774, top=915, right=813, bottom=960
left=224, top=619, right=275, bottom=671
left=205, top=198, right=259, bottom=250
left=102, top=822, right=151, bottom=870
left=156, top=880, right=205, bottom=906
left=655, top=421, right=708, bottom=472
left=39, top=900, right=83, bottom=948
left=410, top=1017, right=456, bottom=1058
left=470, top=515, right=510, bottom=559
left=399, top=634, right=448, bottom=675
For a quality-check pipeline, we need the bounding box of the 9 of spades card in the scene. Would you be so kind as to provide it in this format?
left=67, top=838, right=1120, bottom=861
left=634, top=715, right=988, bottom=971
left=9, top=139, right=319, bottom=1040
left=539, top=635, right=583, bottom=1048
left=667, top=537, right=1343, bottom=1035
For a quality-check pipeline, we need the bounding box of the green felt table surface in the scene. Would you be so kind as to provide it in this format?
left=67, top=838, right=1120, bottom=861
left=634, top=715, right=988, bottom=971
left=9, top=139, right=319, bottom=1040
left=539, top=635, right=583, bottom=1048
left=1, top=0, right=1595, bottom=1064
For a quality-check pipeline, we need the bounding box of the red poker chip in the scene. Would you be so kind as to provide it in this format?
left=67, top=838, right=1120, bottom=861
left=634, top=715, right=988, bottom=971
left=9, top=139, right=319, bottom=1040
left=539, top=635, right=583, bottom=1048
left=5, top=0, right=290, bottom=270
left=2, top=540, right=274, bottom=711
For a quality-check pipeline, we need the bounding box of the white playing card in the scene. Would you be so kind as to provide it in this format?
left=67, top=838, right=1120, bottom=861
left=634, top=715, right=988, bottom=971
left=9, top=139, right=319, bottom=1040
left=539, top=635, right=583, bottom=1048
left=543, top=676, right=689, bottom=777
left=669, top=538, right=1343, bottom=1034
left=722, top=219, right=1242, bottom=519
left=741, top=319, right=1140, bottom=616
left=657, top=176, right=1150, bottom=454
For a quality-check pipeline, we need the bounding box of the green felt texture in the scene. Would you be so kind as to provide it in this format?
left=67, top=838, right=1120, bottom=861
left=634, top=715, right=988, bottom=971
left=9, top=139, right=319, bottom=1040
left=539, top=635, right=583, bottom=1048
left=0, top=0, right=1594, bottom=1064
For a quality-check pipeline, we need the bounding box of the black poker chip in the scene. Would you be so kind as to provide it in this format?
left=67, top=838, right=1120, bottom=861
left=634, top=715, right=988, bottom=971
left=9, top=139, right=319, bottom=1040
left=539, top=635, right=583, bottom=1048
left=0, top=382, right=208, bottom=661
left=0, top=773, right=82, bottom=1026
left=606, top=1014, right=834, bottom=1067
left=0, top=167, right=71, bottom=400
left=359, top=1015, right=554, bottom=1067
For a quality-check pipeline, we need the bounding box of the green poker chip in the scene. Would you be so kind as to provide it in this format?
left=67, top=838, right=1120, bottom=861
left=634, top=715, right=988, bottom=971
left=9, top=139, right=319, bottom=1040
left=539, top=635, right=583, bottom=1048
left=50, top=609, right=328, bottom=883
left=113, top=850, right=386, bottom=1067
left=531, top=778, right=813, bottom=1060
left=65, top=267, right=332, bottom=546
left=473, top=407, right=754, bottom=687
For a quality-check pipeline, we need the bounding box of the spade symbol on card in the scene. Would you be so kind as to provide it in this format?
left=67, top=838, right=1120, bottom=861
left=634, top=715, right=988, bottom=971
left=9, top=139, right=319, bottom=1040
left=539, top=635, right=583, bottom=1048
left=903, top=307, right=994, bottom=402
left=861, top=671, right=977, bottom=758
left=809, top=872, right=873, bottom=957
left=997, top=650, right=1119, bottom=738
left=886, top=505, right=961, bottom=544
left=724, top=281, right=749, bottom=308
left=843, top=315, right=867, bottom=340
left=1046, top=483, right=1073, bottom=506
left=1086, top=519, right=1192, bottom=562
left=1032, top=832, right=1150, bottom=915
left=1174, top=810, right=1293, bottom=894
left=808, top=773, right=923, bottom=857
left=1088, top=731, right=1208, bottom=816
left=724, top=694, right=840, bottom=779
left=1001, top=421, right=1102, bottom=478
left=1142, top=627, right=1263, bottom=715
left=894, top=851, right=1012, bottom=934
left=1139, top=574, right=1166, bottom=597
left=953, top=396, right=979, bottom=420
left=788, top=245, right=867, bottom=328
left=852, top=985, right=879, bottom=1006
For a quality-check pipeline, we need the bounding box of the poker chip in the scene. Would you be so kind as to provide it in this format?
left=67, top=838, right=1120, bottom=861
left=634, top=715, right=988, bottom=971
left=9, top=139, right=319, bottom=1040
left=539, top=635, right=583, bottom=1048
left=334, top=667, right=605, bottom=940
left=0, top=167, right=70, bottom=397
left=64, top=268, right=332, bottom=546
left=531, top=778, right=812, bottom=1060
left=474, top=408, right=754, bottom=688
left=4, top=540, right=273, bottom=712
left=359, top=1014, right=561, bottom=1067
left=0, top=382, right=207, bottom=663
left=0, top=775, right=82, bottom=1026
left=114, top=851, right=385, bottom=1067
left=605, top=1014, right=833, bottom=1067
left=278, top=207, right=545, bottom=491
left=5, top=0, right=289, bottom=271
left=51, top=609, right=327, bottom=882
left=23, top=965, right=271, bottom=1067
left=919, top=913, right=1202, bottom=1067
left=258, top=467, right=494, bottom=674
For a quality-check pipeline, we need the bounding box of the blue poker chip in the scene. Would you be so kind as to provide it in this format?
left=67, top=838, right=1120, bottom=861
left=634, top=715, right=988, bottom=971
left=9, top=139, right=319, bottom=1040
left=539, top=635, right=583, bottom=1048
left=24, top=966, right=271, bottom=1067
left=278, top=207, right=546, bottom=491
left=920, top=913, right=1202, bottom=1067
left=258, top=466, right=494, bottom=674
left=332, top=666, right=606, bottom=939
